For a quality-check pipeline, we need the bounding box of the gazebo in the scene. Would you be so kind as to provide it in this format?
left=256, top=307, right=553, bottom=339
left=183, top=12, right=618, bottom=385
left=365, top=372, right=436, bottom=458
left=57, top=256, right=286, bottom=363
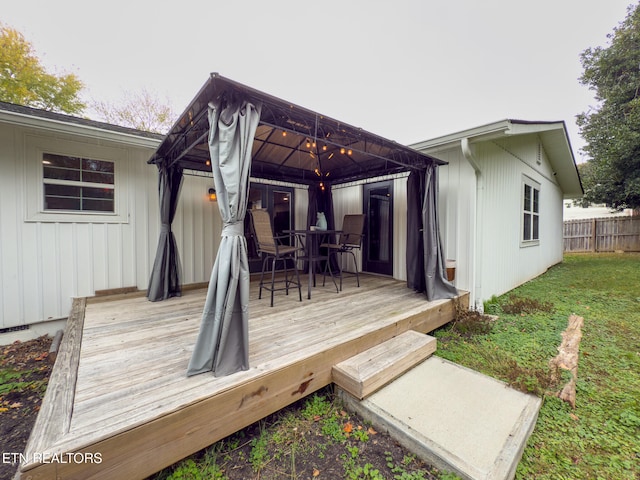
left=146, top=73, right=456, bottom=377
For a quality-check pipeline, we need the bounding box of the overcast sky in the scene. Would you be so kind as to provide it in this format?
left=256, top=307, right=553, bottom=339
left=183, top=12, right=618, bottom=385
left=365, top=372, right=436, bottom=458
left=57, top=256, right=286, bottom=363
left=3, top=0, right=635, bottom=161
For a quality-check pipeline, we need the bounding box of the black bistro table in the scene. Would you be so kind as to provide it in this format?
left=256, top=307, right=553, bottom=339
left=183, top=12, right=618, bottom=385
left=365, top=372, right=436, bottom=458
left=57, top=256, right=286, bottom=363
left=285, top=228, right=340, bottom=299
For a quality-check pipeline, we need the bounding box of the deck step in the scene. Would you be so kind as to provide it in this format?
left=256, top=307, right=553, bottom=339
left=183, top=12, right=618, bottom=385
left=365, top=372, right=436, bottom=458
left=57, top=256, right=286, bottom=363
left=332, top=330, right=437, bottom=399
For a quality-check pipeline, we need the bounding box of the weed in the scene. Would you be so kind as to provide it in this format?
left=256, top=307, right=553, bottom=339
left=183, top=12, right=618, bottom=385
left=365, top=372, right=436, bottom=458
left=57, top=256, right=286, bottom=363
left=341, top=446, right=385, bottom=479
left=448, top=299, right=494, bottom=338
left=351, top=427, right=370, bottom=442
left=249, top=424, right=271, bottom=472
left=320, top=416, right=348, bottom=443
left=482, top=295, right=501, bottom=315
left=302, top=392, right=332, bottom=419
left=163, top=459, right=200, bottom=479
left=385, top=451, right=432, bottom=479
left=0, top=368, right=47, bottom=395
left=501, top=295, right=553, bottom=315
left=436, top=471, right=462, bottom=480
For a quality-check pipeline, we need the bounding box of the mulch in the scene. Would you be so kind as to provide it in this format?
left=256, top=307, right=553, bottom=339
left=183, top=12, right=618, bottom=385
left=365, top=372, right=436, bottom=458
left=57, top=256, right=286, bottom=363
left=0, top=336, right=53, bottom=480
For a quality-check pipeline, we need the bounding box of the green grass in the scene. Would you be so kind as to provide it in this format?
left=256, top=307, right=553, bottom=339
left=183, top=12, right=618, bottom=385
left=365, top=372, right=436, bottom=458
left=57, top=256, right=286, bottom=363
left=434, top=253, right=640, bottom=479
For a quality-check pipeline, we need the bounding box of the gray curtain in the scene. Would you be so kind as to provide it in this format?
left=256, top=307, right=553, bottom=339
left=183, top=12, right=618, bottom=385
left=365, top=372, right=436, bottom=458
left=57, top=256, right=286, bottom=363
left=147, top=163, right=183, bottom=302
left=423, top=164, right=458, bottom=301
left=406, top=170, right=425, bottom=292
left=187, top=98, right=261, bottom=377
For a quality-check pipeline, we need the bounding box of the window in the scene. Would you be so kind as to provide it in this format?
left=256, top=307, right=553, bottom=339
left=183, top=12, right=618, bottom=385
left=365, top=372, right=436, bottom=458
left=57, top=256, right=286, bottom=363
left=522, top=181, right=540, bottom=243
left=42, top=153, right=115, bottom=212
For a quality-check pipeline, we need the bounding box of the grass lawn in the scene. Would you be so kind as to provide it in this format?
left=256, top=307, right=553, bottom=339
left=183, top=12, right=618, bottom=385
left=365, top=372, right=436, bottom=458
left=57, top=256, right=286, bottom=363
left=434, top=253, right=640, bottom=479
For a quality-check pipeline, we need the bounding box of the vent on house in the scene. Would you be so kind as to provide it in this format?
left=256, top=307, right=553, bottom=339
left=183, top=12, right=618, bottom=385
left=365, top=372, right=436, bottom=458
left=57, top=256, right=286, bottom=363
left=0, top=325, right=30, bottom=334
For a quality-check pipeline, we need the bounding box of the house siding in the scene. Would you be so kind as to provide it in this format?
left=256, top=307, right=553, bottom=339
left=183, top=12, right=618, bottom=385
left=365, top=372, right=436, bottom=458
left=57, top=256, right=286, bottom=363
left=435, top=148, right=476, bottom=296
left=331, top=174, right=410, bottom=281
left=331, top=183, right=364, bottom=276
left=428, top=133, right=565, bottom=309
left=0, top=120, right=220, bottom=331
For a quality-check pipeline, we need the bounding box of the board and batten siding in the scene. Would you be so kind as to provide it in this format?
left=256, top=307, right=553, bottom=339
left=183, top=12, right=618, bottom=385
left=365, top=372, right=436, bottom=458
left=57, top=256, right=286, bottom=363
left=435, top=148, right=476, bottom=297
left=431, top=134, right=565, bottom=309
left=0, top=120, right=220, bottom=332
left=331, top=174, right=410, bottom=281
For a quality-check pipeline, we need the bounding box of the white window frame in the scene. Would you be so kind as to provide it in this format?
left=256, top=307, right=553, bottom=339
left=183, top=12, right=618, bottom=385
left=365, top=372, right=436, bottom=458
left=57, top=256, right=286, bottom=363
left=42, top=154, right=116, bottom=213
left=25, top=135, right=129, bottom=223
left=521, top=176, right=540, bottom=247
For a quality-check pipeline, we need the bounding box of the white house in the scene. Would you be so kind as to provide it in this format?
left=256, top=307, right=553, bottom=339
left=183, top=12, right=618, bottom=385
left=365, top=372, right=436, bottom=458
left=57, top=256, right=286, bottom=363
left=0, top=102, right=222, bottom=342
left=412, top=119, right=583, bottom=310
left=0, top=98, right=417, bottom=342
left=0, top=89, right=583, bottom=342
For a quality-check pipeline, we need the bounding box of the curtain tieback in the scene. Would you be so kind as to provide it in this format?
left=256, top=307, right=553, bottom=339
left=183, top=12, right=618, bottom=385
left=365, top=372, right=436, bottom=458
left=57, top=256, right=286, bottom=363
left=221, top=222, right=244, bottom=237
left=160, top=224, right=171, bottom=234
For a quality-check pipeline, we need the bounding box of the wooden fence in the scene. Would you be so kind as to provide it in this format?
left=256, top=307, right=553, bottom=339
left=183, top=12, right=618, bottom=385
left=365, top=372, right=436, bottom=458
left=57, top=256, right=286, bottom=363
left=563, top=216, right=640, bottom=252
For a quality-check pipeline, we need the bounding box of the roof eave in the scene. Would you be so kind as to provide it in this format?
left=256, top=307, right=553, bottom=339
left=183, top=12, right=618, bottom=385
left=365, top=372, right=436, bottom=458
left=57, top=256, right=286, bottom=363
left=413, top=119, right=583, bottom=197
left=0, top=102, right=163, bottom=148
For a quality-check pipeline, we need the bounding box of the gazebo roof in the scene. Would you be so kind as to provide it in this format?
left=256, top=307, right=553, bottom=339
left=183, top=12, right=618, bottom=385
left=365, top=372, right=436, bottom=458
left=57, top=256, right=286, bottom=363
left=149, top=73, right=444, bottom=185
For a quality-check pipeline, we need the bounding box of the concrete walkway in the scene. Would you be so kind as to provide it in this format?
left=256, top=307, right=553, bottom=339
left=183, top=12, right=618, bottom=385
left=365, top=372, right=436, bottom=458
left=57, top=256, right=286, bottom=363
left=339, top=356, right=542, bottom=480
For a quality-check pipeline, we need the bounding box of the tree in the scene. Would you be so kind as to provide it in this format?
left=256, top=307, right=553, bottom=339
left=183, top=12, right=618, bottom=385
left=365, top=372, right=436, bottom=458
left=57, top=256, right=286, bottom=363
left=90, top=88, right=177, bottom=134
left=0, top=24, right=85, bottom=114
left=577, top=3, right=640, bottom=211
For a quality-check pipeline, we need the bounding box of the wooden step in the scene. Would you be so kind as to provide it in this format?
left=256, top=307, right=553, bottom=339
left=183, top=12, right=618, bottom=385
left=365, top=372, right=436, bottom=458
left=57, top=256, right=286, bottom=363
left=332, top=330, right=437, bottom=399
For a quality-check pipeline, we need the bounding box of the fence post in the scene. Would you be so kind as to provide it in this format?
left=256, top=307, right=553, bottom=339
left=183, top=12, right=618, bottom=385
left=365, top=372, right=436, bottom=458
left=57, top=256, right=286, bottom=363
left=591, top=218, right=597, bottom=252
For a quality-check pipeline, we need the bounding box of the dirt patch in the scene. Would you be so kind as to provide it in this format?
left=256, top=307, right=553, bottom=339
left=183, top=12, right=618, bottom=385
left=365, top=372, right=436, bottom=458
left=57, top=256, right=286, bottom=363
left=149, top=387, right=444, bottom=480
left=0, top=335, right=53, bottom=480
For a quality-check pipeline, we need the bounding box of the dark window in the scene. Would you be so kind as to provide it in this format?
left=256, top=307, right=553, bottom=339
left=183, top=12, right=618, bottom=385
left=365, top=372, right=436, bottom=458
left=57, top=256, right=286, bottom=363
left=43, top=154, right=115, bottom=213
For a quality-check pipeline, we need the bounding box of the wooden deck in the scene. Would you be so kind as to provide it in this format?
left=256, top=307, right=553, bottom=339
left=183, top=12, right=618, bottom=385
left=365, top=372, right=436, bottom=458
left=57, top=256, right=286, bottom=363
left=20, top=274, right=468, bottom=480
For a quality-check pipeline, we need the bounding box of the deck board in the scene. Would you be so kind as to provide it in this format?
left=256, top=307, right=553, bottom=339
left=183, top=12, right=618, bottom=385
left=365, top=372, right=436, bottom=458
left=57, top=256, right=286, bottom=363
left=21, top=274, right=467, bottom=480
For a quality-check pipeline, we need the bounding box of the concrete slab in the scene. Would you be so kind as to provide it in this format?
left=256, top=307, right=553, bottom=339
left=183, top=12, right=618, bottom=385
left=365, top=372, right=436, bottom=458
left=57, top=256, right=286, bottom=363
left=339, top=356, right=542, bottom=480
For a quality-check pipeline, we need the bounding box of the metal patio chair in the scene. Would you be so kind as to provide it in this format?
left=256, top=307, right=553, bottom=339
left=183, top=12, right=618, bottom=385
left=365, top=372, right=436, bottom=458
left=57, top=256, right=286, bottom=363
left=250, top=209, right=302, bottom=307
left=322, top=214, right=365, bottom=291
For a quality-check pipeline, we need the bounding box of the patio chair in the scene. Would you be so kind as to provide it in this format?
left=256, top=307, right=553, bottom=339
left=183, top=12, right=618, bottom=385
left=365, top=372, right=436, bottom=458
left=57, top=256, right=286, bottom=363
left=250, top=209, right=302, bottom=307
left=321, top=214, right=365, bottom=291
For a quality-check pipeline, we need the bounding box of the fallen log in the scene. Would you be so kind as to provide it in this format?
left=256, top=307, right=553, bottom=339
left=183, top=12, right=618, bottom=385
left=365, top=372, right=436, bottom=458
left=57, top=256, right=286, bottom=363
left=48, top=329, right=64, bottom=365
left=549, top=314, right=583, bottom=408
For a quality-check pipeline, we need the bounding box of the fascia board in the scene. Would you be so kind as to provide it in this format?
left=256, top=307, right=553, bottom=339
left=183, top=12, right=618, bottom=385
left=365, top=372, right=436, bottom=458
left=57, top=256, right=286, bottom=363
left=0, top=110, right=162, bottom=149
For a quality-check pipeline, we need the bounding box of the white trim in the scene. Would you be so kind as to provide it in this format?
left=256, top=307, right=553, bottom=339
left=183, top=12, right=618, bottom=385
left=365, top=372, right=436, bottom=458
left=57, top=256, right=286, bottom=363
left=521, top=176, right=541, bottom=247
left=332, top=172, right=409, bottom=190
left=24, top=135, right=130, bottom=223
left=0, top=109, right=162, bottom=148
